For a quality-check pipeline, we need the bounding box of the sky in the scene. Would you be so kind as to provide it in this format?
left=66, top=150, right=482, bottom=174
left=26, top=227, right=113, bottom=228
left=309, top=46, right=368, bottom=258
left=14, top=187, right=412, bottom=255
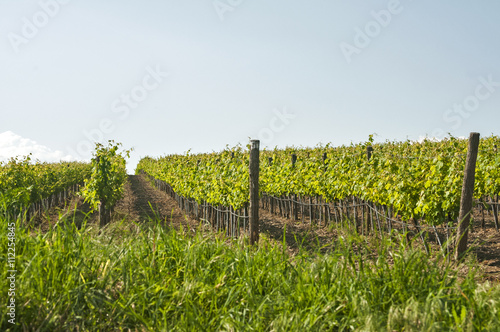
left=1, top=0, right=500, bottom=173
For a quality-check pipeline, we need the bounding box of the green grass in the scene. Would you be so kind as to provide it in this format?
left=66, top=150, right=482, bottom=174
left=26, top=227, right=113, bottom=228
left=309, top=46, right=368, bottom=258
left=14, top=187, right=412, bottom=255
left=1, top=214, right=500, bottom=331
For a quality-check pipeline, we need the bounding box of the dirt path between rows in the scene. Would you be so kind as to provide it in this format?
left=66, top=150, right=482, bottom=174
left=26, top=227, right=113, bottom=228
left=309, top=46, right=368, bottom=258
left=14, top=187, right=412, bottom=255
left=114, top=175, right=338, bottom=251
left=114, top=174, right=199, bottom=229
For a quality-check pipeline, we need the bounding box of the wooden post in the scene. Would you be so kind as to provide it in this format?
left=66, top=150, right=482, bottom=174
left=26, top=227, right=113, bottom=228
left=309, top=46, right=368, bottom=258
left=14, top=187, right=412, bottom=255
left=291, top=154, right=297, bottom=167
left=367, top=146, right=374, bottom=161
left=249, top=140, right=260, bottom=245
left=455, top=132, right=480, bottom=260
left=492, top=196, right=499, bottom=231
left=99, top=199, right=109, bottom=227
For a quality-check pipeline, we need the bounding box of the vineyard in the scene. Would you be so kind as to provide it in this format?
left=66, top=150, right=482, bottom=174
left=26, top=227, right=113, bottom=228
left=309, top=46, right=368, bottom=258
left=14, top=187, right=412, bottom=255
left=137, top=135, right=500, bottom=219
left=0, top=156, right=91, bottom=219
left=0, top=141, right=129, bottom=225
left=2, top=136, right=500, bottom=330
left=137, top=135, right=500, bottom=252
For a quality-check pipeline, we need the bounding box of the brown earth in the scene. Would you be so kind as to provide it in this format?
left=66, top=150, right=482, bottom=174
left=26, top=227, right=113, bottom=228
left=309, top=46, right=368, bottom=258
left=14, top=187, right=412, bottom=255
left=114, top=174, right=198, bottom=229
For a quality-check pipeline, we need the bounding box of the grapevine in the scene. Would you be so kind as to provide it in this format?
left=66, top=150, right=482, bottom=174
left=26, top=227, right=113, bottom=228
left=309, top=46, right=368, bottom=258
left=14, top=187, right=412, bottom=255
left=137, top=135, right=500, bottom=226
left=80, top=141, right=131, bottom=225
left=0, top=156, right=92, bottom=216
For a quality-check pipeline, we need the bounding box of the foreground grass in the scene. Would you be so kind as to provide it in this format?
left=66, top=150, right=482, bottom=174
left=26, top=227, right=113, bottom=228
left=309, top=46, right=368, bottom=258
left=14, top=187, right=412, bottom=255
left=1, top=216, right=500, bottom=331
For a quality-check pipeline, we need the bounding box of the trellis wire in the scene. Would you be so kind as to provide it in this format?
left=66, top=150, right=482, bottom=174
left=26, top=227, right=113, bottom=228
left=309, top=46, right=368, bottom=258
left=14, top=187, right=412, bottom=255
left=150, top=176, right=249, bottom=238
left=145, top=173, right=498, bottom=253
left=0, top=183, right=84, bottom=222
left=260, top=193, right=467, bottom=254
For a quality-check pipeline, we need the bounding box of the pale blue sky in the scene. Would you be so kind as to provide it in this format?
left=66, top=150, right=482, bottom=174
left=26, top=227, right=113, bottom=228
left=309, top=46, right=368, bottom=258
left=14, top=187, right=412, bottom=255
left=1, top=0, right=499, bottom=172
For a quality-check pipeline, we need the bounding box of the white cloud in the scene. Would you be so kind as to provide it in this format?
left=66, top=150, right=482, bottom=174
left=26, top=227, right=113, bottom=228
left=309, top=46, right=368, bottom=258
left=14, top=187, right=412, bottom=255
left=0, top=131, right=76, bottom=163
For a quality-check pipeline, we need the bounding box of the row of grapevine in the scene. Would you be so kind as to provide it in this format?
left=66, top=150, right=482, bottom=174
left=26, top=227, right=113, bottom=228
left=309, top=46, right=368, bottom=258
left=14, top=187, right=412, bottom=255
left=80, top=141, right=130, bottom=226
left=137, top=148, right=249, bottom=209
left=0, top=156, right=92, bottom=217
left=137, top=135, right=500, bottom=227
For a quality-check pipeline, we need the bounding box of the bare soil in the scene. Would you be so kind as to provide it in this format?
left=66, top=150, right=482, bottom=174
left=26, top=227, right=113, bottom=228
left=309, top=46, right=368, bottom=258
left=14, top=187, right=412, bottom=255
left=114, top=175, right=198, bottom=229
left=469, top=227, right=500, bottom=281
